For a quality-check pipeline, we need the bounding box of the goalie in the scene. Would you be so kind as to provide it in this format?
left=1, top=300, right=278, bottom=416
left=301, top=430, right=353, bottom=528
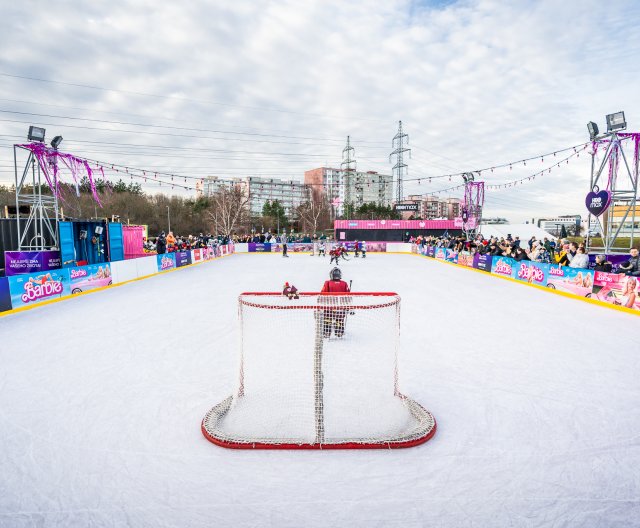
left=319, top=267, right=351, bottom=338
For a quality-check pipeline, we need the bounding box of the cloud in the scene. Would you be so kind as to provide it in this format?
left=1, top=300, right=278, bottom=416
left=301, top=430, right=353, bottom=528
left=0, top=0, right=639, bottom=222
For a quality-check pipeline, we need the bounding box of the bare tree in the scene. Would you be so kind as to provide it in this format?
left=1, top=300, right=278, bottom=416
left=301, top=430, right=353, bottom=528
left=297, top=193, right=331, bottom=235
left=207, top=185, right=250, bottom=236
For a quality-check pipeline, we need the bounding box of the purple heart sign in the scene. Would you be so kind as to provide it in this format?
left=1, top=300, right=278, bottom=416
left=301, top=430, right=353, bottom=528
left=585, top=187, right=611, bottom=217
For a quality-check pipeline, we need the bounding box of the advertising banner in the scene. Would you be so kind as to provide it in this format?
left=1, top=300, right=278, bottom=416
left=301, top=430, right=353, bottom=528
left=4, top=250, right=62, bottom=277
left=8, top=268, right=71, bottom=308
left=192, top=248, right=203, bottom=262
left=426, top=246, right=436, bottom=257
left=445, top=249, right=459, bottom=264
left=591, top=271, right=640, bottom=310
left=473, top=254, right=493, bottom=272
left=157, top=253, right=176, bottom=272
left=0, top=277, right=12, bottom=312
left=434, top=248, right=447, bottom=260
left=175, top=251, right=192, bottom=267
left=248, top=243, right=272, bottom=252
left=514, top=261, right=549, bottom=287
left=545, top=265, right=595, bottom=297
left=457, top=251, right=474, bottom=267
left=69, top=263, right=113, bottom=294
left=491, top=257, right=517, bottom=279
left=203, top=247, right=217, bottom=260
left=291, top=243, right=314, bottom=252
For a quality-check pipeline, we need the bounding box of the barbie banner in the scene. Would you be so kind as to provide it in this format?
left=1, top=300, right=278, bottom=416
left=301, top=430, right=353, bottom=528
left=545, top=265, right=594, bottom=297
left=69, top=264, right=112, bottom=294
left=8, top=269, right=71, bottom=308
left=157, top=253, right=176, bottom=272
left=591, top=271, right=640, bottom=310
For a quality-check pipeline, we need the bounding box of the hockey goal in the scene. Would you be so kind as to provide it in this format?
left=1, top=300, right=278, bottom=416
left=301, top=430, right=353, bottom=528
left=201, top=292, right=436, bottom=449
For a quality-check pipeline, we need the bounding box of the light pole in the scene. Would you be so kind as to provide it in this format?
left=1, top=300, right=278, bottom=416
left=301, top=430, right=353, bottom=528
left=167, top=206, right=171, bottom=232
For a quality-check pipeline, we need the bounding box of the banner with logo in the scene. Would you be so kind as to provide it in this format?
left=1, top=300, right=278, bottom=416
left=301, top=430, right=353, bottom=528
left=157, top=253, right=176, bottom=272
left=457, top=251, right=474, bottom=267
left=545, top=264, right=595, bottom=297
left=434, top=247, right=447, bottom=260
left=426, top=246, right=436, bottom=257
left=192, top=248, right=204, bottom=262
left=591, top=271, right=640, bottom=310
left=8, top=268, right=71, bottom=308
left=491, top=257, right=517, bottom=279
left=175, top=251, right=192, bottom=267
left=69, top=263, right=113, bottom=294
left=473, top=254, right=493, bottom=272
left=513, top=261, right=549, bottom=287
left=4, top=250, right=62, bottom=277
left=248, top=243, right=272, bottom=252
left=445, top=249, right=459, bottom=263
left=0, top=277, right=12, bottom=312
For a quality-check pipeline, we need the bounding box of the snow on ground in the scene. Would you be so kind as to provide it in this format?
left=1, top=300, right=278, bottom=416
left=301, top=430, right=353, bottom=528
left=1, top=253, right=639, bottom=528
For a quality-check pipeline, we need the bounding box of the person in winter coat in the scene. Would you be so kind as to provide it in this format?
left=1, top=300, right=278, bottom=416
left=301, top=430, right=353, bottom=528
left=156, top=231, right=167, bottom=254
left=568, top=247, right=589, bottom=269
left=594, top=254, right=612, bottom=272
left=619, top=248, right=640, bottom=277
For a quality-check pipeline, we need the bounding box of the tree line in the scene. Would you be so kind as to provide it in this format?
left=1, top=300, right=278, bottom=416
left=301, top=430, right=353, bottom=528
left=0, top=180, right=399, bottom=236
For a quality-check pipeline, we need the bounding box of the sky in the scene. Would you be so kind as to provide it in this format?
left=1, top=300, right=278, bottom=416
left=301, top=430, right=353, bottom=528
left=0, top=0, right=639, bottom=222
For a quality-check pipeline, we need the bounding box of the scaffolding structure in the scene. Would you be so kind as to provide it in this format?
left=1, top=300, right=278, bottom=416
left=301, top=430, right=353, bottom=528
left=461, top=173, right=484, bottom=240
left=586, top=132, right=638, bottom=254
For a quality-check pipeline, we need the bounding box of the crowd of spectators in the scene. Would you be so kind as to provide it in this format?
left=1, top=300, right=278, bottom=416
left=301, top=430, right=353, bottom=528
left=232, top=232, right=328, bottom=244
left=148, top=232, right=232, bottom=254
left=413, top=233, right=639, bottom=275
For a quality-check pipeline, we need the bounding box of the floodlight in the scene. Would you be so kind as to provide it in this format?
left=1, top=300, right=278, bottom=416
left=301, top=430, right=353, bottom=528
left=51, top=135, right=63, bottom=149
left=606, top=111, right=626, bottom=132
left=27, top=126, right=46, bottom=142
left=587, top=121, right=599, bottom=140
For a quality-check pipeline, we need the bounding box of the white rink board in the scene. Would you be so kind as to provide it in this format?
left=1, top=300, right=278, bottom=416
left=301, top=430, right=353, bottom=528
left=0, top=253, right=639, bottom=528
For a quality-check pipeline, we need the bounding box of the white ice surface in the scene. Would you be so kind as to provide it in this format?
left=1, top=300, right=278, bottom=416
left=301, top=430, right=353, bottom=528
left=1, top=253, right=639, bottom=528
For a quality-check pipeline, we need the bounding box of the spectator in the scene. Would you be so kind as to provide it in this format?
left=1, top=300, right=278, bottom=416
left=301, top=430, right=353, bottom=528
left=528, top=236, right=536, bottom=251
left=554, top=244, right=570, bottom=266
left=619, top=248, right=640, bottom=277
left=513, top=247, right=529, bottom=261
left=156, top=231, right=167, bottom=254
left=569, top=247, right=589, bottom=269
left=593, top=254, right=612, bottom=273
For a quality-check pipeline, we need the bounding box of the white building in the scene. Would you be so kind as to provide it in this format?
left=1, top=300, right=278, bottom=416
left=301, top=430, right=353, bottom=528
left=304, top=167, right=393, bottom=216
left=199, top=176, right=309, bottom=218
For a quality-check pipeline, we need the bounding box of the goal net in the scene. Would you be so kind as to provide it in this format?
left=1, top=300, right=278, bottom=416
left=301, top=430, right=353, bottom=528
left=202, top=292, right=436, bottom=449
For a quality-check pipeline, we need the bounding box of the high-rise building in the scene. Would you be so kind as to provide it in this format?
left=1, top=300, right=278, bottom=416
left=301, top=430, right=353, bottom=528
left=304, top=167, right=393, bottom=216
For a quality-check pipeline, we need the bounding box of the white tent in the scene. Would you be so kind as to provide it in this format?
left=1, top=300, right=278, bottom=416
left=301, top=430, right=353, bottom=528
left=477, top=223, right=557, bottom=242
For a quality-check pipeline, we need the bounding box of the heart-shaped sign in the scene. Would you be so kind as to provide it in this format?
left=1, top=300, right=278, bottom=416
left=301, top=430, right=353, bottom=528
left=585, top=187, right=611, bottom=217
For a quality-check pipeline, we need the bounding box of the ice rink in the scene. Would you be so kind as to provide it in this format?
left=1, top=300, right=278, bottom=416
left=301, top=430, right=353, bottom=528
left=1, top=252, right=639, bottom=527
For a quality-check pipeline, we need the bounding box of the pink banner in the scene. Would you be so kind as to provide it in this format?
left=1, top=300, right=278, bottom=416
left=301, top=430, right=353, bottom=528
left=334, top=219, right=456, bottom=230
left=591, top=271, right=640, bottom=310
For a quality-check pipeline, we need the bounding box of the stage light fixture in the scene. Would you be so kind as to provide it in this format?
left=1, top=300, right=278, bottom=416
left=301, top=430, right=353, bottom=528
left=27, top=126, right=46, bottom=142
left=51, top=135, right=63, bottom=149
left=606, top=111, right=626, bottom=133
left=587, top=121, right=599, bottom=140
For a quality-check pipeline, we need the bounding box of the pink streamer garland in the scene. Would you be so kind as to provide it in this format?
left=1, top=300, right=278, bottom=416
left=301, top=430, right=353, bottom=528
left=17, top=142, right=102, bottom=206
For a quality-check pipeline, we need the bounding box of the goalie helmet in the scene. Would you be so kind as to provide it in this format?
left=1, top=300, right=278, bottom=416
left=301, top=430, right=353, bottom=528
left=330, top=267, right=342, bottom=281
